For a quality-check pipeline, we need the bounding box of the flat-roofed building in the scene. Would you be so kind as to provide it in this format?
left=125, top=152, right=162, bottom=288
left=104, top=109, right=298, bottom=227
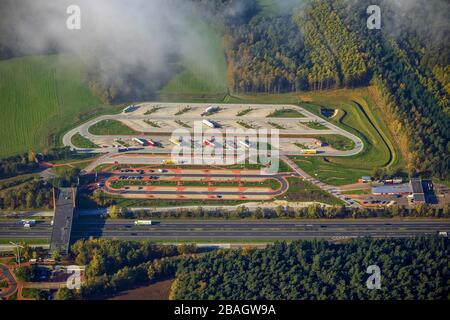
left=410, top=178, right=426, bottom=204
left=372, top=183, right=412, bottom=195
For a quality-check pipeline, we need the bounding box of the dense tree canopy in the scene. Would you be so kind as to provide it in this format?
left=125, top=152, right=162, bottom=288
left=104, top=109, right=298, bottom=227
left=71, top=237, right=449, bottom=300
left=172, top=237, right=450, bottom=300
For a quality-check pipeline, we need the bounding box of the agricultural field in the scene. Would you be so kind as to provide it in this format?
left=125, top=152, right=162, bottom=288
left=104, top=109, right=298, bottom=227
left=0, top=55, right=101, bottom=158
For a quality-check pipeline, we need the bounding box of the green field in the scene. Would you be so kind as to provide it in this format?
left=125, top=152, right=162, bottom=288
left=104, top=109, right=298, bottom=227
left=160, top=19, right=227, bottom=95
left=71, top=133, right=99, bottom=149
left=0, top=55, right=102, bottom=158
left=278, top=177, right=344, bottom=205
left=89, top=120, right=139, bottom=135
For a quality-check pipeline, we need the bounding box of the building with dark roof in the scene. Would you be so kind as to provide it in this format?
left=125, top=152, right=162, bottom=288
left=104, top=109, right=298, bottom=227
left=371, top=178, right=427, bottom=204
left=410, top=178, right=426, bottom=204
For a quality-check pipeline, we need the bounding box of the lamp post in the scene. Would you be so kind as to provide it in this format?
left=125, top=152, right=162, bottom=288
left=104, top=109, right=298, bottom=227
left=9, top=242, right=24, bottom=266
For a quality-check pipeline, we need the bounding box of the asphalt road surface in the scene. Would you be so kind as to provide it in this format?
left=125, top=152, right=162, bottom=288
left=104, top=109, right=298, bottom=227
left=1, top=219, right=449, bottom=241
left=63, top=102, right=364, bottom=157
left=0, top=264, right=17, bottom=298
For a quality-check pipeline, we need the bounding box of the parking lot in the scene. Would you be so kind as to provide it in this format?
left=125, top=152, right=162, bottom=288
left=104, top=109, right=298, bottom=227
left=64, top=103, right=364, bottom=158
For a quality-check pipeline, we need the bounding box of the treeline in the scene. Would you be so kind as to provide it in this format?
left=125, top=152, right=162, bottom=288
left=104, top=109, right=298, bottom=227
left=294, top=1, right=368, bottom=90
left=329, top=0, right=450, bottom=178
left=224, top=0, right=369, bottom=93
left=172, top=237, right=450, bottom=300
left=106, top=204, right=450, bottom=220
left=66, top=237, right=450, bottom=300
left=68, top=239, right=197, bottom=299
left=0, top=147, right=77, bottom=179
left=223, top=0, right=449, bottom=178
left=0, top=179, right=52, bottom=210
left=225, top=14, right=307, bottom=93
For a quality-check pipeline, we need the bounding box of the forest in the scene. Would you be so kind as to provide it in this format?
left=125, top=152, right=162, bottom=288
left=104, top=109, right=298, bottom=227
left=172, top=237, right=449, bottom=300
left=224, top=0, right=449, bottom=179
left=0, top=0, right=448, bottom=178
left=61, top=237, right=449, bottom=300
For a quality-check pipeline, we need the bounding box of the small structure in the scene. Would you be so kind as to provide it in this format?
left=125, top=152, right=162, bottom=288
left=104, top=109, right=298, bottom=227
left=360, top=176, right=372, bottom=183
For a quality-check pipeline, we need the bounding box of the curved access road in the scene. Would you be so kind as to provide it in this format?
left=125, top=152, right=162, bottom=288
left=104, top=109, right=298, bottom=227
left=100, top=171, right=290, bottom=198
left=0, top=264, right=17, bottom=299
left=62, top=102, right=364, bottom=158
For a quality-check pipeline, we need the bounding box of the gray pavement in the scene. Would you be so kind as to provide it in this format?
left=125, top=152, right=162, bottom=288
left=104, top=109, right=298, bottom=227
left=1, top=219, right=448, bottom=241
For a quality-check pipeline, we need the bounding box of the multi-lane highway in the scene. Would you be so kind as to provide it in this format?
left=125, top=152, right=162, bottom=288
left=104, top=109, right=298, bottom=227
left=1, top=219, right=449, bottom=242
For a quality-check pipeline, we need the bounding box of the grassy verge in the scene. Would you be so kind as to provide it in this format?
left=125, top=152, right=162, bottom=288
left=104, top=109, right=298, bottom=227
left=236, top=108, right=253, bottom=116
left=71, top=133, right=99, bottom=149
left=277, top=177, right=345, bottom=205
left=144, top=120, right=161, bottom=128
left=306, top=121, right=328, bottom=130
left=175, top=120, right=191, bottom=128
left=316, top=135, right=355, bottom=151
left=268, top=122, right=286, bottom=129
left=144, top=106, right=162, bottom=115
left=89, top=120, right=139, bottom=135
left=237, top=121, right=258, bottom=129
left=268, top=108, right=305, bottom=118
left=0, top=239, right=49, bottom=245
left=174, top=106, right=193, bottom=116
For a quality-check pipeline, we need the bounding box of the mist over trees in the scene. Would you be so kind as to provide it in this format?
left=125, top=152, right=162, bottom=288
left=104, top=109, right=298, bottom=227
left=0, top=0, right=448, bottom=178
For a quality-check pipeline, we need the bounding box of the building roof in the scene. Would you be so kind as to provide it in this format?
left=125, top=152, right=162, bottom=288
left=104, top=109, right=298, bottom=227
left=372, top=183, right=412, bottom=194
left=49, top=188, right=76, bottom=255
left=410, top=179, right=426, bottom=203
left=410, top=178, right=424, bottom=194
left=413, top=193, right=426, bottom=203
